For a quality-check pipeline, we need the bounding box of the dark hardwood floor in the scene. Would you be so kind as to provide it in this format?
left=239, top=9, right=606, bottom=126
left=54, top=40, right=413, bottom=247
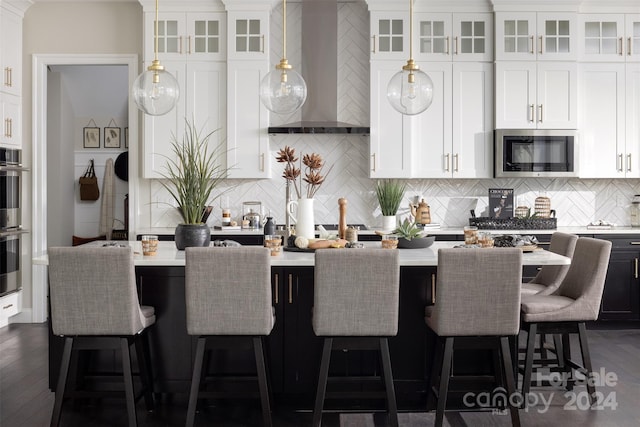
left=1, top=323, right=639, bottom=426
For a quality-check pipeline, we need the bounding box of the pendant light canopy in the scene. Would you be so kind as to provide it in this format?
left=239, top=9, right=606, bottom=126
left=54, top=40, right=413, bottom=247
left=260, top=0, right=307, bottom=115
left=387, top=0, right=433, bottom=115
left=132, top=0, right=180, bottom=116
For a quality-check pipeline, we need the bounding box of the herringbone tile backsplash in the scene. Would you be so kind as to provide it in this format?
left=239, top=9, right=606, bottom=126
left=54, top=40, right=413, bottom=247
left=148, top=1, right=640, bottom=230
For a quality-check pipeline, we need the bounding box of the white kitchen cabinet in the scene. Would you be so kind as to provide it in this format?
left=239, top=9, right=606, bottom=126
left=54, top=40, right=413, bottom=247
left=143, top=61, right=226, bottom=178
left=578, top=14, right=640, bottom=62
left=226, top=60, right=270, bottom=178
left=369, top=61, right=492, bottom=179
left=495, top=12, right=577, bottom=61
left=1, top=7, right=21, bottom=97
left=495, top=61, right=577, bottom=129
left=144, top=12, right=226, bottom=61
left=1, top=93, right=21, bottom=148
left=0, top=290, right=20, bottom=327
left=370, top=11, right=408, bottom=61
left=414, top=13, right=493, bottom=62
left=227, top=11, right=267, bottom=61
left=578, top=63, right=640, bottom=178
left=225, top=5, right=270, bottom=179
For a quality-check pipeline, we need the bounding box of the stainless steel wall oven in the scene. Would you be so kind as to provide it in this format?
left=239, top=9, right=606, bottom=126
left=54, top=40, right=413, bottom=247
left=0, top=148, right=26, bottom=297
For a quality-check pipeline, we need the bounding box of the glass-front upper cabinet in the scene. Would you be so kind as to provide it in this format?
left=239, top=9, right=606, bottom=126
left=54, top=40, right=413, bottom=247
left=415, top=13, right=492, bottom=62
left=227, top=11, right=267, bottom=60
left=496, top=12, right=577, bottom=61
left=579, top=14, right=640, bottom=62
left=145, top=12, right=226, bottom=61
left=370, top=11, right=408, bottom=60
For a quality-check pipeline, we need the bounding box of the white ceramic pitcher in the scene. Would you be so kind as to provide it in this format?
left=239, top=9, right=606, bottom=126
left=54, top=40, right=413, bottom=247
left=287, top=198, right=315, bottom=239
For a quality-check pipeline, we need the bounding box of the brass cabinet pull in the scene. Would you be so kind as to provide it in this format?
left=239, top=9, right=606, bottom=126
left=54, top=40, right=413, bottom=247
left=529, top=35, right=534, bottom=54
left=179, top=36, right=183, bottom=54
left=444, top=153, right=450, bottom=172
left=6, top=118, right=11, bottom=138
left=274, top=273, right=279, bottom=304
left=529, top=104, right=535, bottom=122
left=188, top=36, right=192, bottom=54
left=538, top=35, right=543, bottom=54
left=629, top=242, right=640, bottom=245
left=453, top=153, right=459, bottom=172
left=628, top=153, right=633, bottom=172
left=260, top=153, right=265, bottom=172
left=371, top=153, right=376, bottom=172
left=618, top=154, right=624, bottom=172
left=2, top=304, right=13, bottom=310
left=635, top=258, right=638, bottom=279
left=261, top=35, right=265, bottom=53
left=628, top=37, right=632, bottom=56
left=4, top=67, right=12, bottom=87
left=619, top=37, right=624, bottom=56
left=538, top=104, right=543, bottom=123
left=288, top=274, right=293, bottom=304
left=371, top=35, right=376, bottom=53
left=445, top=36, right=450, bottom=55
left=431, top=273, right=436, bottom=304
left=453, top=36, right=458, bottom=55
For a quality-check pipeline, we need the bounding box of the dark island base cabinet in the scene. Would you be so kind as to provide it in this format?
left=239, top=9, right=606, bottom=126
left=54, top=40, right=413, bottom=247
left=597, top=236, right=640, bottom=321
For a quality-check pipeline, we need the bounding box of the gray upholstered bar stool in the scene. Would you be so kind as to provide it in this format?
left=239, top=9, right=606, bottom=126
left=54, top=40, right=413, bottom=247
left=48, top=246, right=156, bottom=427
left=520, top=232, right=578, bottom=364
left=426, top=248, right=522, bottom=427
left=522, top=232, right=578, bottom=296
left=520, top=237, right=612, bottom=406
left=312, top=248, right=400, bottom=427
left=184, top=246, right=274, bottom=427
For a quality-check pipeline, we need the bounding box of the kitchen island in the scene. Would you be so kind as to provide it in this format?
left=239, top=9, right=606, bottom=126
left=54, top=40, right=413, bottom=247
left=37, top=242, right=569, bottom=411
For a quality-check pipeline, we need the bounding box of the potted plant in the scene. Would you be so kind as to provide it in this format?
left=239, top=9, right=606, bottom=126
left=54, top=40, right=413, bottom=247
left=394, top=218, right=435, bottom=249
left=159, top=119, right=228, bottom=250
left=375, top=179, right=407, bottom=231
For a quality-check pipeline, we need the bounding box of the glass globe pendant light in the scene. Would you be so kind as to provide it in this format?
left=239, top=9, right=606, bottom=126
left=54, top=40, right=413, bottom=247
left=260, top=0, right=307, bottom=114
left=132, top=0, right=180, bottom=116
left=387, top=0, right=433, bottom=115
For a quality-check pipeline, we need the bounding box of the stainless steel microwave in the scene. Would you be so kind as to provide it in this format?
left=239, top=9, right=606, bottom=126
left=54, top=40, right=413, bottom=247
left=495, top=129, right=578, bottom=178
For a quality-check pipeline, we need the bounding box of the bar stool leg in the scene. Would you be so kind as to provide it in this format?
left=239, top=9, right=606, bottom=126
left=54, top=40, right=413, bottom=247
left=500, top=337, right=521, bottom=427
left=313, top=338, right=333, bottom=427
left=50, top=337, right=73, bottom=427
left=186, top=337, right=207, bottom=427
left=379, top=338, right=398, bottom=427
left=577, top=323, right=596, bottom=405
left=253, top=337, right=272, bottom=427
left=135, top=332, right=155, bottom=412
left=435, top=337, right=454, bottom=427
left=521, top=323, right=537, bottom=404
left=120, top=337, right=138, bottom=427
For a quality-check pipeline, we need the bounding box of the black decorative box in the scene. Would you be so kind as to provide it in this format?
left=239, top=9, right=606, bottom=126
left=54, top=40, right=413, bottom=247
left=468, top=217, right=557, bottom=230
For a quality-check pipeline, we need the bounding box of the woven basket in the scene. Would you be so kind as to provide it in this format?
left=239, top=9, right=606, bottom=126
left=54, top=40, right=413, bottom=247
left=469, top=217, right=557, bottom=230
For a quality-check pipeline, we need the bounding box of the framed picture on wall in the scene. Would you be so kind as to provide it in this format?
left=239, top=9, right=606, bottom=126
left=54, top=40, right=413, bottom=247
left=83, top=127, right=100, bottom=148
left=104, top=127, right=121, bottom=148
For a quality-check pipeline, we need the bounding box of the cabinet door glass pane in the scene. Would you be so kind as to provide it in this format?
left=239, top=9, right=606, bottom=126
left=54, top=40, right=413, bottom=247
left=585, top=22, right=600, bottom=38
left=545, top=20, right=571, bottom=53
left=379, top=19, right=403, bottom=52
left=420, top=20, right=446, bottom=54
left=193, top=20, right=220, bottom=53
left=461, top=21, right=472, bottom=37
left=558, top=20, right=570, bottom=35
left=504, top=20, right=529, bottom=53
left=602, top=38, right=617, bottom=54
left=235, top=19, right=261, bottom=53
left=157, top=20, right=180, bottom=53
left=459, top=21, right=486, bottom=54
left=546, top=20, right=557, bottom=36
left=602, top=22, right=617, bottom=37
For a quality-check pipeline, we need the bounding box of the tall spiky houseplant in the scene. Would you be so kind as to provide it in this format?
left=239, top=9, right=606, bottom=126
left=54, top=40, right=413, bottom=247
left=376, top=179, right=407, bottom=230
left=160, top=119, right=227, bottom=249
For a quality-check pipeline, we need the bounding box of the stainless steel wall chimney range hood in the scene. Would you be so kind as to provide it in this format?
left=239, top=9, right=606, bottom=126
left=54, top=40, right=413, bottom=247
left=267, top=0, right=370, bottom=135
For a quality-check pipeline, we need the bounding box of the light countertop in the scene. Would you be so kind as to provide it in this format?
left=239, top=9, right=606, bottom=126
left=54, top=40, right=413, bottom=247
left=33, top=241, right=570, bottom=267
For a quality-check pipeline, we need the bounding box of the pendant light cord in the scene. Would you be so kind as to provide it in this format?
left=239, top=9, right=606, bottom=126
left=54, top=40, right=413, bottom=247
left=408, top=0, right=414, bottom=61
left=154, top=0, right=159, bottom=62
left=282, top=0, right=287, bottom=60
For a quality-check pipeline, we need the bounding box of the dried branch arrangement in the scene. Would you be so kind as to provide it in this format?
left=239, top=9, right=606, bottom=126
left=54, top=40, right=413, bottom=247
left=276, top=146, right=333, bottom=199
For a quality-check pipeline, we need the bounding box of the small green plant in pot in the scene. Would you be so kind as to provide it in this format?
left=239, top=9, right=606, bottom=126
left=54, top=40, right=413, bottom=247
left=376, top=179, right=407, bottom=230
left=393, top=218, right=435, bottom=249
left=159, top=119, right=228, bottom=249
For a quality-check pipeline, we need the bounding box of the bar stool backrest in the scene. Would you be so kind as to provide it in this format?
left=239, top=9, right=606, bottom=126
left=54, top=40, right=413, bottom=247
left=185, top=247, right=273, bottom=336
left=313, top=249, right=400, bottom=337
left=432, top=248, right=523, bottom=336
left=48, top=246, right=144, bottom=336
left=529, top=232, right=578, bottom=289
left=552, top=237, right=612, bottom=320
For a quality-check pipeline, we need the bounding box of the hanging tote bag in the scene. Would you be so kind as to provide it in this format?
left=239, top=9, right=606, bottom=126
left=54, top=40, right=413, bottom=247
left=79, top=159, right=100, bottom=201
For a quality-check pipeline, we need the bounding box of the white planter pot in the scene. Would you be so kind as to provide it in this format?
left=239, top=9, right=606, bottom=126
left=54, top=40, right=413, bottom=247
left=382, top=215, right=397, bottom=231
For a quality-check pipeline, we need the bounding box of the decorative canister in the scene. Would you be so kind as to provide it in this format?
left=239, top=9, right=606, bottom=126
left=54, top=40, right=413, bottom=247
left=515, top=206, right=530, bottom=218
left=534, top=196, right=551, bottom=218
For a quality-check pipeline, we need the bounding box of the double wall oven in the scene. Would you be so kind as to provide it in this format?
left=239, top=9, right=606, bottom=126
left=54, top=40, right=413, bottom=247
left=0, top=148, right=27, bottom=298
